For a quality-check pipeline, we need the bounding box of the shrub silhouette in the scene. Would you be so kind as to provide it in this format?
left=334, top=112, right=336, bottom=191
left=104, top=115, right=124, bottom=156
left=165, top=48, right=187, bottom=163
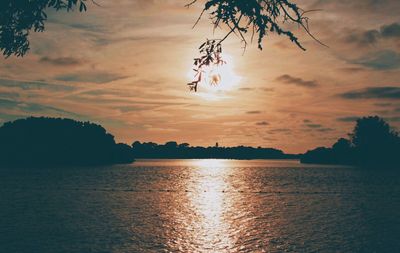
left=0, top=117, right=134, bottom=167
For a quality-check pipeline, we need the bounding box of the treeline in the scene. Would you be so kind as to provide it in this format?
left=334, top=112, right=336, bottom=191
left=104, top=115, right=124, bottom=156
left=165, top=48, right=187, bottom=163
left=0, top=117, right=296, bottom=167
left=2, top=115, right=398, bottom=168
left=0, top=117, right=134, bottom=167
left=301, top=116, right=400, bottom=168
left=131, top=141, right=297, bottom=159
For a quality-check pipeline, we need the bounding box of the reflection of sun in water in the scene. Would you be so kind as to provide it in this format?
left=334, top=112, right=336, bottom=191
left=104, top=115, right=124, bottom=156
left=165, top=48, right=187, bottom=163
left=186, top=159, right=235, bottom=250
left=187, top=54, right=242, bottom=100
left=193, top=159, right=228, bottom=168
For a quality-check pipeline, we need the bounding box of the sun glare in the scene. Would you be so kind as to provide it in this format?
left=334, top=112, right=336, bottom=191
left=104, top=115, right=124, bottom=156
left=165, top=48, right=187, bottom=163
left=192, top=159, right=228, bottom=168
left=187, top=53, right=241, bottom=100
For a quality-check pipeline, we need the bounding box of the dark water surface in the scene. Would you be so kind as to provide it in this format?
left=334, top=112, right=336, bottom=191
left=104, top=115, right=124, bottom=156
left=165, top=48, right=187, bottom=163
left=1, top=159, right=399, bottom=252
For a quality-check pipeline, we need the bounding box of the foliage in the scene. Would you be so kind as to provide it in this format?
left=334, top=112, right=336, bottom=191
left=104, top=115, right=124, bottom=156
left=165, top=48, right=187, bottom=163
left=187, top=0, right=324, bottom=91
left=0, top=0, right=90, bottom=57
left=187, top=39, right=225, bottom=91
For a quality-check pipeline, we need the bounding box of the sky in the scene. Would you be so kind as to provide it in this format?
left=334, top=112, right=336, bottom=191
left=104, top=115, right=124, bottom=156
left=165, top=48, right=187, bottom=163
left=0, top=0, right=400, bottom=153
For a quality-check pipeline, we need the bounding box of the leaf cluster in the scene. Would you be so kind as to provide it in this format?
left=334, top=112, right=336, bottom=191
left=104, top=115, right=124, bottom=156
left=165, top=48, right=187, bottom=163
left=189, top=0, right=322, bottom=51
left=0, top=0, right=89, bottom=57
left=187, top=0, right=325, bottom=91
left=187, top=39, right=226, bottom=91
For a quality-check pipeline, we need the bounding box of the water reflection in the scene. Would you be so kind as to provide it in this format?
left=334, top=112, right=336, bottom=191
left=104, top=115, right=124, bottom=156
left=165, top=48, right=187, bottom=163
left=191, top=159, right=233, bottom=168
left=2, top=160, right=400, bottom=252
left=186, top=159, right=235, bottom=252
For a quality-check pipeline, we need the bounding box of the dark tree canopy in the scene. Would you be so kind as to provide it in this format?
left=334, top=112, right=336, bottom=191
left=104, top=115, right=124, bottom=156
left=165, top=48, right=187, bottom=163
left=0, top=117, right=134, bottom=167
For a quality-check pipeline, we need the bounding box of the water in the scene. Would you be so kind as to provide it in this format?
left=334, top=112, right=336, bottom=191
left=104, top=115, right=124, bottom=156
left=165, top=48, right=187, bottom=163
left=1, top=159, right=399, bottom=253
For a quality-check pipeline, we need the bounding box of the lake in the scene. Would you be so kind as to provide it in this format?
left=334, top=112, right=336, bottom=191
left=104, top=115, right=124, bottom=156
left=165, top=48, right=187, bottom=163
left=1, top=159, right=399, bottom=252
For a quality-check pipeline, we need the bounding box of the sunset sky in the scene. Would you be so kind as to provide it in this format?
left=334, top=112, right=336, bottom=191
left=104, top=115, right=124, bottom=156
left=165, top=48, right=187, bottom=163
left=0, top=0, right=399, bottom=153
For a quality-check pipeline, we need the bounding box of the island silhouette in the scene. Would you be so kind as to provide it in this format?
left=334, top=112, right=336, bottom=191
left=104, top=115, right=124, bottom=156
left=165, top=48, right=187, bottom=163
left=0, top=116, right=398, bottom=168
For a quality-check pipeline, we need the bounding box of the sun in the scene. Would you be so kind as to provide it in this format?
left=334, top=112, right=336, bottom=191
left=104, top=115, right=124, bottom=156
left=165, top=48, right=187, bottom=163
left=187, top=53, right=241, bottom=100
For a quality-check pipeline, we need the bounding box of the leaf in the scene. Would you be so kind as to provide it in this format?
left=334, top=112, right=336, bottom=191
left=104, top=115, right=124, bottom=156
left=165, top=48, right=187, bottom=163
left=79, top=2, right=87, bottom=12
left=199, top=42, right=206, bottom=49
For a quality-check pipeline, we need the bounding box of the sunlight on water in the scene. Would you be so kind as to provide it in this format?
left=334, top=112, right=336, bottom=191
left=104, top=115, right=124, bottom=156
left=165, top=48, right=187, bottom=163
left=192, top=159, right=229, bottom=168
left=186, top=160, right=235, bottom=251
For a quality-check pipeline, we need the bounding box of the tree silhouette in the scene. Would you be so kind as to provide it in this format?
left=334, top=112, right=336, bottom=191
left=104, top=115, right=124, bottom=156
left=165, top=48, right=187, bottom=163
left=0, top=117, right=135, bottom=167
left=351, top=116, right=399, bottom=166
left=351, top=116, right=394, bottom=151
left=301, top=116, right=400, bottom=168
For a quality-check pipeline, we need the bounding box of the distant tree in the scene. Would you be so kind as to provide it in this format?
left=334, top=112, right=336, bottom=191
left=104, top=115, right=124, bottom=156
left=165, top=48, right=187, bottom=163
left=331, top=138, right=354, bottom=165
left=178, top=143, right=190, bottom=148
left=332, top=138, right=352, bottom=151
left=301, top=147, right=334, bottom=164
left=131, top=140, right=292, bottom=159
left=132, top=141, right=142, bottom=149
left=164, top=141, right=178, bottom=149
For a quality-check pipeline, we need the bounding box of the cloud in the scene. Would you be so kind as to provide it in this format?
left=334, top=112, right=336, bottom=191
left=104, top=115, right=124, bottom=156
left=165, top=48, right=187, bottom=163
left=386, top=116, right=400, bottom=122
left=316, top=128, right=335, bottom=132
left=381, top=23, right=400, bottom=38
left=351, top=50, right=400, bottom=70
left=303, top=121, right=334, bottom=132
left=255, top=121, right=269, bottom=126
left=305, top=123, right=322, bottom=128
left=339, top=87, right=400, bottom=100
left=344, top=22, right=400, bottom=46
left=374, top=102, right=393, bottom=107
left=268, top=128, right=290, bottom=134
left=262, top=88, right=275, bottom=92
left=276, top=74, right=319, bottom=88
left=336, top=116, right=360, bottom=122
left=246, top=111, right=262, bottom=114
left=0, top=98, right=19, bottom=109
left=55, top=71, right=127, bottom=84
left=0, top=79, right=75, bottom=92
left=345, top=30, right=380, bottom=46
left=39, top=56, right=83, bottom=66
left=115, top=105, right=153, bottom=113
left=339, top=67, right=367, bottom=73
left=0, top=98, right=80, bottom=118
